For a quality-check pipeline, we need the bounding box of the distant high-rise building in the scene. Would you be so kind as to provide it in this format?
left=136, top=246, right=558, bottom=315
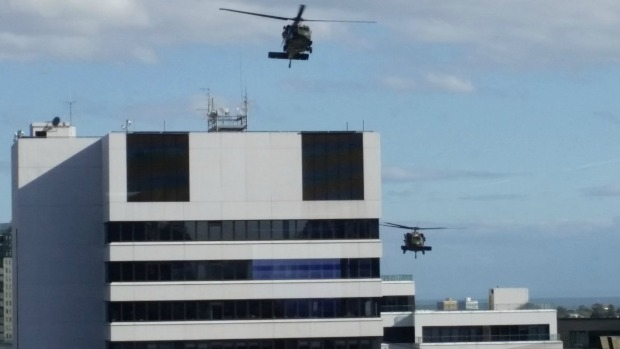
left=0, top=224, right=12, bottom=342
left=437, top=298, right=458, bottom=311
left=457, top=297, right=478, bottom=311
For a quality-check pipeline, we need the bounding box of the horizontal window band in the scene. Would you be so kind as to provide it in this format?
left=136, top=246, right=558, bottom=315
left=106, top=219, right=378, bottom=243
left=108, top=337, right=382, bottom=349
left=107, top=258, right=380, bottom=282
left=108, top=298, right=381, bottom=322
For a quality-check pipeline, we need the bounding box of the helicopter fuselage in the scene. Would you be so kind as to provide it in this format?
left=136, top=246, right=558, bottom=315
left=282, top=24, right=312, bottom=56
left=401, top=232, right=432, bottom=258
left=220, top=5, right=374, bottom=68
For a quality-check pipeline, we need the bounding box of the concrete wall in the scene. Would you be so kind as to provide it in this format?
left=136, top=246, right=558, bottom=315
left=489, top=288, right=529, bottom=310
left=12, top=137, right=105, bottom=349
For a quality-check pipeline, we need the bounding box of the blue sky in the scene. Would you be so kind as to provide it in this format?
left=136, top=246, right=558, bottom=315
left=1, top=0, right=619, bottom=301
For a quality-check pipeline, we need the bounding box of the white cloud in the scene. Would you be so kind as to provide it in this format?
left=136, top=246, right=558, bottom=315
left=2, top=0, right=620, bottom=68
left=582, top=182, right=620, bottom=197
left=379, top=0, right=620, bottom=68
left=425, top=73, right=475, bottom=93
left=460, top=193, right=524, bottom=201
left=383, top=165, right=508, bottom=182
left=379, top=73, right=474, bottom=93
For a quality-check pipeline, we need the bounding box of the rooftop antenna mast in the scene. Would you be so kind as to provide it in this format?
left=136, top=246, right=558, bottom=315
left=66, top=94, right=76, bottom=125
left=204, top=87, right=248, bottom=133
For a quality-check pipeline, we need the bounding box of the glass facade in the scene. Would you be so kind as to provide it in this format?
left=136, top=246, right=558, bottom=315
left=302, top=132, right=364, bottom=201
left=107, top=258, right=380, bottom=282
left=126, top=133, right=190, bottom=202
left=381, top=296, right=414, bottom=312
left=108, top=297, right=380, bottom=322
left=422, top=324, right=550, bottom=343
left=108, top=337, right=382, bottom=349
left=106, top=219, right=379, bottom=243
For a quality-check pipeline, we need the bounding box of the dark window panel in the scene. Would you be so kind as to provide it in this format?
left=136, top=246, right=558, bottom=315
left=197, top=221, right=209, bottom=241
left=209, top=222, right=222, bottom=241
left=106, top=219, right=379, bottom=242
left=271, top=220, right=284, bottom=240
left=234, top=221, right=247, bottom=240
left=185, top=221, right=197, bottom=241
left=302, top=133, right=364, bottom=201
left=246, top=220, right=259, bottom=240
left=126, top=133, right=190, bottom=202
left=222, top=221, right=234, bottom=241
left=259, top=221, right=271, bottom=240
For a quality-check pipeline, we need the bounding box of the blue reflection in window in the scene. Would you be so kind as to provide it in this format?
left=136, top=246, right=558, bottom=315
left=252, top=259, right=341, bottom=280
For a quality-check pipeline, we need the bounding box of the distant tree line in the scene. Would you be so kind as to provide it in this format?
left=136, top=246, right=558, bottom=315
left=557, top=304, right=620, bottom=318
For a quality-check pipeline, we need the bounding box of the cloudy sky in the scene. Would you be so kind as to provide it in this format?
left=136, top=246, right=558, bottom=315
left=2, top=0, right=620, bottom=301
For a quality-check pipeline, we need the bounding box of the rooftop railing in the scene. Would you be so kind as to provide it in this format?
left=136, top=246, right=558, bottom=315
left=415, top=302, right=557, bottom=311
left=381, top=275, right=414, bottom=282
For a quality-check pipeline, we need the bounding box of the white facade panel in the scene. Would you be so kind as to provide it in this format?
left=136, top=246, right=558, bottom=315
left=246, top=144, right=276, bottom=201
left=415, top=309, right=557, bottom=330
left=270, top=148, right=303, bottom=200
left=190, top=145, right=223, bottom=202
left=220, top=147, right=248, bottom=201
left=110, top=319, right=384, bottom=342
left=104, top=133, right=127, bottom=213
left=109, top=279, right=382, bottom=301
left=107, top=241, right=382, bottom=261
left=363, top=133, right=381, bottom=202
left=382, top=282, right=415, bottom=297
left=221, top=201, right=272, bottom=220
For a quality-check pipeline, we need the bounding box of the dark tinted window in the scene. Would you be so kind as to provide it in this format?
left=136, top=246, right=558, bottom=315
left=383, top=327, right=414, bottom=343
left=126, top=133, right=189, bottom=202
left=302, top=132, right=364, bottom=201
left=381, top=296, right=414, bottom=312
left=108, top=298, right=380, bottom=322
left=106, top=258, right=379, bottom=282
left=106, top=219, right=379, bottom=242
left=107, top=337, right=382, bottom=349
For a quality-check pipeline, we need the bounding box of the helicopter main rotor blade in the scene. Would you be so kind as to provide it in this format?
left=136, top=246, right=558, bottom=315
left=382, top=222, right=448, bottom=230
left=220, top=6, right=376, bottom=24
left=381, top=222, right=418, bottom=230
left=292, top=4, right=306, bottom=26
left=302, top=19, right=377, bottom=23
left=220, top=8, right=292, bottom=21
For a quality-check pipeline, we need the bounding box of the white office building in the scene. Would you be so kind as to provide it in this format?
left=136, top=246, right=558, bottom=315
left=12, top=122, right=383, bottom=349
left=413, top=288, right=562, bottom=349
left=380, top=276, right=415, bottom=349
left=11, top=120, right=564, bottom=349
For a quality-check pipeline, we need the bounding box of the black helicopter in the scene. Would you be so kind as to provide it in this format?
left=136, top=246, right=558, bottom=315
left=381, top=222, right=448, bottom=258
left=220, top=5, right=375, bottom=68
